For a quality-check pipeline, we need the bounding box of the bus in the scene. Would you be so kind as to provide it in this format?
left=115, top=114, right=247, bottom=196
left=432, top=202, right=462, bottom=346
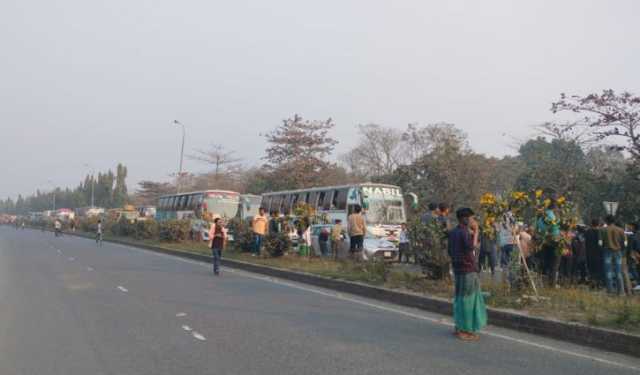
left=156, top=190, right=243, bottom=240
left=260, top=183, right=408, bottom=239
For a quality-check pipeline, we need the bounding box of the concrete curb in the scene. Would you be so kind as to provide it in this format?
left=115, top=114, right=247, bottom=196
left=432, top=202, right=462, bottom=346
left=61, top=230, right=640, bottom=357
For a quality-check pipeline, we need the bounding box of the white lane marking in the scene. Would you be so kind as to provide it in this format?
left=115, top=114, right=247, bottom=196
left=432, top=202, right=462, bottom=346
left=101, top=241, right=640, bottom=371
left=192, top=332, right=206, bottom=341
left=176, top=312, right=187, bottom=318
left=87, top=267, right=94, bottom=271
left=68, top=257, right=75, bottom=261
left=182, top=325, right=192, bottom=332
left=117, top=286, right=128, bottom=293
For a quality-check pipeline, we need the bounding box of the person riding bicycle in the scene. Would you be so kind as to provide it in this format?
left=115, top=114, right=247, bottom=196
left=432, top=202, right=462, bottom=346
left=54, top=219, right=62, bottom=237
left=96, top=219, right=103, bottom=246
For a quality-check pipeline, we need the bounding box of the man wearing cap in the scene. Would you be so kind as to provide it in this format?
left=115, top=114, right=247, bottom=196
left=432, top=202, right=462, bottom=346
left=449, top=207, right=487, bottom=341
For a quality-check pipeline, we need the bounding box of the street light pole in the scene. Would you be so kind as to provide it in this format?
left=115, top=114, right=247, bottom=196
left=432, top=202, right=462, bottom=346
left=84, top=164, right=95, bottom=208
left=173, top=120, right=186, bottom=193
left=47, top=180, right=56, bottom=212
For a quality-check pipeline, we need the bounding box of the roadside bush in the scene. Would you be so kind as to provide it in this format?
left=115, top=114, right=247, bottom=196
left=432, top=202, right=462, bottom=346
left=227, top=218, right=254, bottom=252
left=134, top=219, right=159, bottom=240
left=159, top=220, right=190, bottom=242
left=264, top=231, right=291, bottom=257
left=111, top=217, right=137, bottom=237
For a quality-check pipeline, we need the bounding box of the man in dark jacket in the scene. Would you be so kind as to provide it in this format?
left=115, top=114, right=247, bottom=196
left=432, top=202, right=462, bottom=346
left=585, top=218, right=603, bottom=286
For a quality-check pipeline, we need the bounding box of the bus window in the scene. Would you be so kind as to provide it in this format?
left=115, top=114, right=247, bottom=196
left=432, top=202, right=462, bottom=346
left=317, top=191, right=326, bottom=210
left=271, top=196, right=282, bottom=214
left=262, top=196, right=272, bottom=212
left=283, top=194, right=292, bottom=214
left=304, top=192, right=310, bottom=204
left=169, top=196, right=177, bottom=210
left=320, top=191, right=332, bottom=211
left=308, top=192, right=318, bottom=209
left=333, top=189, right=348, bottom=210
left=291, top=193, right=300, bottom=208
left=186, top=195, right=193, bottom=210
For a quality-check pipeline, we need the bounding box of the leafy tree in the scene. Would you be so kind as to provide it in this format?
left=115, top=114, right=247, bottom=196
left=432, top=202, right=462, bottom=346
left=134, top=180, right=175, bottom=206
left=263, top=114, right=338, bottom=190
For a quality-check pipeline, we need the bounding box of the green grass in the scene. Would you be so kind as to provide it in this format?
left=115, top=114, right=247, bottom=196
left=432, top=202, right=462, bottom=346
left=102, top=234, right=640, bottom=334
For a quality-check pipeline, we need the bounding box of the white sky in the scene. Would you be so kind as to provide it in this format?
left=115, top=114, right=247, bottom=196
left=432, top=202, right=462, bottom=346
left=1, top=0, right=639, bottom=198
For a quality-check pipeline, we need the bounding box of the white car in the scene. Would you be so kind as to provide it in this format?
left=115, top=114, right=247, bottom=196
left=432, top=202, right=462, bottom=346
left=310, top=224, right=399, bottom=261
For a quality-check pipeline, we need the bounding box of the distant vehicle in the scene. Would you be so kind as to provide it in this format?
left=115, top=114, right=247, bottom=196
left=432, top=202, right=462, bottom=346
left=75, top=206, right=105, bottom=218
left=136, top=206, right=156, bottom=220
left=107, top=205, right=139, bottom=223
left=261, top=183, right=409, bottom=243
left=309, top=224, right=399, bottom=261
left=55, top=208, right=76, bottom=222
left=156, top=190, right=242, bottom=241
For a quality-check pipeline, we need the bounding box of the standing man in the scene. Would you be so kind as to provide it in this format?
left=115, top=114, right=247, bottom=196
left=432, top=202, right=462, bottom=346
left=421, top=202, right=439, bottom=225
left=497, top=213, right=516, bottom=268
left=331, top=219, right=344, bottom=260
left=585, top=218, right=603, bottom=286
left=449, top=207, right=487, bottom=341
left=600, top=215, right=626, bottom=295
left=398, top=223, right=410, bottom=263
left=209, top=218, right=226, bottom=276
left=252, top=207, right=268, bottom=257
left=348, top=205, right=366, bottom=258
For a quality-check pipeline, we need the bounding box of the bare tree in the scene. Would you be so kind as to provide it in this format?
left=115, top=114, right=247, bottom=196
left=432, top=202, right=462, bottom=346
left=134, top=180, right=175, bottom=205
left=341, top=124, right=404, bottom=178
left=535, top=122, right=596, bottom=146
left=189, top=144, right=242, bottom=178
left=551, top=90, right=640, bottom=162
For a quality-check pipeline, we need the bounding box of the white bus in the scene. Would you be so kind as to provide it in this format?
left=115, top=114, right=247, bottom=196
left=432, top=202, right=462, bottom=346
left=156, top=190, right=241, bottom=222
left=260, top=183, right=408, bottom=239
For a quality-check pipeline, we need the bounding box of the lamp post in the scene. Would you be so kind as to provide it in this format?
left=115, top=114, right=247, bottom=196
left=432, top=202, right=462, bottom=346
left=84, top=163, right=95, bottom=208
left=173, top=120, right=186, bottom=193
left=47, top=180, right=56, bottom=212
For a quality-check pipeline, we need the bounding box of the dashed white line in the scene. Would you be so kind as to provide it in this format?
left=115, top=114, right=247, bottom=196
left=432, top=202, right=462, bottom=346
left=192, top=332, right=206, bottom=341
left=176, top=312, right=187, bottom=318
left=117, top=286, right=128, bottom=293
left=99, top=240, right=640, bottom=371
left=68, top=257, right=75, bottom=261
left=182, top=325, right=193, bottom=332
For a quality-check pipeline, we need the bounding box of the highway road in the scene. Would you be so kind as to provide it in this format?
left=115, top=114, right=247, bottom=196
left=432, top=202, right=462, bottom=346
left=0, top=226, right=638, bottom=375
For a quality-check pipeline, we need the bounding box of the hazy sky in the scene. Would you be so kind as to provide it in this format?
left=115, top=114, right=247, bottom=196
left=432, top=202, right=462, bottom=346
left=1, top=0, right=639, bottom=199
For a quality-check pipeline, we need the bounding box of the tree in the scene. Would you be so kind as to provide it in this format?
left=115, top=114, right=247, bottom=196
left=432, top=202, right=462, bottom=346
left=263, top=114, right=338, bottom=189
left=515, top=137, right=588, bottom=196
left=384, top=123, right=492, bottom=211
left=551, top=90, right=640, bottom=163
left=113, top=164, right=128, bottom=207
left=189, top=144, right=242, bottom=178
left=134, top=180, right=175, bottom=206
left=341, top=124, right=404, bottom=178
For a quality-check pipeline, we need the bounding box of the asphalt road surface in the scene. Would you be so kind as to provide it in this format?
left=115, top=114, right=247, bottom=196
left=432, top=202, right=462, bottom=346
left=0, top=226, right=638, bottom=375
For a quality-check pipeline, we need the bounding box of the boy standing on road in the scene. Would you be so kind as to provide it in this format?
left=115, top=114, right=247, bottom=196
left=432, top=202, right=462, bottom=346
left=252, top=208, right=268, bottom=257
left=209, top=218, right=226, bottom=276
left=449, top=207, right=487, bottom=341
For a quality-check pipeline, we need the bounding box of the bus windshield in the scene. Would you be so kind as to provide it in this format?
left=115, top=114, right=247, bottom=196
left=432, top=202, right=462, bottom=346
left=365, top=199, right=405, bottom=225
left=361, top=185, right=406, bottom=225
left=204, top=193, right=240, bottom=218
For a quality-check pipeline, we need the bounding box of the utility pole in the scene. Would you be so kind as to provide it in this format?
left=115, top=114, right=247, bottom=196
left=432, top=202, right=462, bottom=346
left=173, top=120, right=186, bottom=193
